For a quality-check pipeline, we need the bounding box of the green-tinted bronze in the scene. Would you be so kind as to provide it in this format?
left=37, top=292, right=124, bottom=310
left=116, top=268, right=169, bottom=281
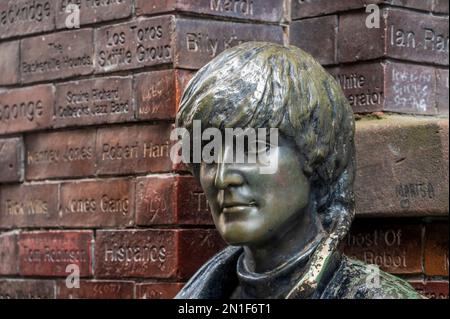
left=175, top=42, right=424, bottom=299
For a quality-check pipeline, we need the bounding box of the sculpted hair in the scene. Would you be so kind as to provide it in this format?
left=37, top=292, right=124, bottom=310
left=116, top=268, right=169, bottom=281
left=176, top=42, right=356, bottom=238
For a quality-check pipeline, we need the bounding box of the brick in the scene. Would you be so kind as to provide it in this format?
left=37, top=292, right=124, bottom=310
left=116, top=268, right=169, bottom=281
left=56, top=280, right=134, bottom=299
left=0, top=138, right=24, bottom=183
left=136, top=175, right=212, bottom=225
left=433, top=0, right=449, bottom=13
left=135, top=0, right=285, bottom=23
left=344, top=221, right=422, bottom=274
left=0, top=0, right=55, bottom=40
left=0, top=85, right=54, bottom=135
left=410, top=281, right=449, bottom=299
left=436, top=68, right=449, bottom=114
left=19, top=230, right=93, bottom=277
left=55, top=0, right=132, bottom=29
left=0, top=41, right=19, bottom=85
left=60, top=179, right=134, bottom=228
left=54, top=77, right=133, bottom=128
left=290, top=16, right=337, bottom=65
left=94, top=16, right=172, bottom=73
left=136, top=282, right=184, bottom=299
left=355, top=116, right=449, bottom=217
left=25, top=129, right=96, bottom=180
left=173, top=17, right=284, bottom=70
left=327, top=61, right=440, bottom=114
left=424, top=223, right=449, bottom=276
left=0, top=184, right=58, bottom=228
left=291, top=0, right=434, bottom=20
left=95, top=229, right=225, bottom=279
left=0, top=279, right=55, bottom=299
left=0, top=231, right=19, bottom=275
left=135, top=70, right=194, bottom=121
left=96, top=124, right=173, bottom=176
left=338, top=8, right=449, bottom=65
left=94, top=16, right=284, bottom=73
left=21, top=29, right=94, bottom=83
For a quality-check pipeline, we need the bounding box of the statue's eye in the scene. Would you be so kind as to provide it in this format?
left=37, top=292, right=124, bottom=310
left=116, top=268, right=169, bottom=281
left=246, top=140, right=271, bottom=155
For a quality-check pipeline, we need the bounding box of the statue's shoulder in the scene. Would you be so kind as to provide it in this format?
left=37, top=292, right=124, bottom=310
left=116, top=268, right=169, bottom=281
left=175, top=246, right=242, bottom=299
left=322, top=255, right=425, bottom=299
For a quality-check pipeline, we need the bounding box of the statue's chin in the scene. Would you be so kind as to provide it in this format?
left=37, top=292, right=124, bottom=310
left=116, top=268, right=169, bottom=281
left=218, top=221, right=266, bottom=247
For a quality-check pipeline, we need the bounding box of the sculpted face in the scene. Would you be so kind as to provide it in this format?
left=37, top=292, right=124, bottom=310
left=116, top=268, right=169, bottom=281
left=199, top=134, right=311, bottom=246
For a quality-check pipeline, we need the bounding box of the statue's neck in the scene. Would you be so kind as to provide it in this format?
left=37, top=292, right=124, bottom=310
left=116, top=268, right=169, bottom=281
left=243, top=207, right=325, bottom=274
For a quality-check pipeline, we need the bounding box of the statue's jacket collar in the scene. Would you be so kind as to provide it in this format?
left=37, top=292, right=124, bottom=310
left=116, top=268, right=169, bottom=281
left=175, top=245, right=424, bottom=299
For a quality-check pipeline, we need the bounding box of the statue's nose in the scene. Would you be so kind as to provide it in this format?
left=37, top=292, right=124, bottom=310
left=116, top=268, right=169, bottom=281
left=214, top=146, right=244, bottom=189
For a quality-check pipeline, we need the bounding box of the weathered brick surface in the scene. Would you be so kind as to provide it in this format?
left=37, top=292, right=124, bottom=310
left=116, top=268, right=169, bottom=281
left=95, top=229, right=225, bottom=279
left=290, top=16, right=337, bottom=65
left=0, top=279, right=55, bottom=299
left=0, top=41, right=20, bottom=86
left=0, top=138, right=24, bottom=183
left=136, top=282, right=184, bottom=299
left=292, top=0, right=437, bottom=20
left=18, top=230, right=93, bottom=277
left=433, top=0, right=450, bottom=13
left=0, top=231, right=19, bottom=275
left=54, top=77, right=133, bottom=128
left=327, top=62, right=442, bottom=114
left=136, top=0, right=286, bottom=22
left=60, top=179, right=134, bottom=228
left=136, top=175, right=212, bottom=225
left=0, top=0, right=55, bottom=40
left=338, top=8, right=449, bottom=65
left=135, top=70, right=194, bottom=121
left=355, top=116, right=449, bottom=217
left=55, top=0, right=133, bottom=29
left=410, top=280, right=449, bottom=299
left=25, top=129, right=96, bottom=180
left=344, top=221, right=423, bottom=274
left=94, top=16, right=284, bottom=73
left=291, top=0, right=385, bottom=20
left=436, top=68, right=449, bottom=114
left=0, top=0, right=447, bottom=300
left=0, top=85, right=54, bottom=135
left=0, top=183, right=59, bottom=228
left=21, top=29, right=94, bottom=83
left=56, top=280, right=134, bottom=299
left=424, top=223, right=449, bottom=276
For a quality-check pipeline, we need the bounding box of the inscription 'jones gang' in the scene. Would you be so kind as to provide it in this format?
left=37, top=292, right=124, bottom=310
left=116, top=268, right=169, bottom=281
left=60, top=179, right=133, bottom=228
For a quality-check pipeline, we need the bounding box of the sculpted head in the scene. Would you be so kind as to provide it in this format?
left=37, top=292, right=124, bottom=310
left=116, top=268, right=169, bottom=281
left=176, top=42, right=356, bottom=250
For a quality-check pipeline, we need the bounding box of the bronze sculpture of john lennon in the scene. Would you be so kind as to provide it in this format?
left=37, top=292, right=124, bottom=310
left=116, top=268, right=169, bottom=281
left=174, top=42, right=423, bottom=299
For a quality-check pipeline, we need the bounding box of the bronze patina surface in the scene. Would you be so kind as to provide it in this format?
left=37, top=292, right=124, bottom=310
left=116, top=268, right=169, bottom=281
left=174, top=42, right=424, bottom=299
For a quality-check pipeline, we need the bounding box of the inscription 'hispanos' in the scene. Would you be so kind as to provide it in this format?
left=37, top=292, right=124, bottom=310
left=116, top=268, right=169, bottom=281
left=104, top=243, right=166, bottom=263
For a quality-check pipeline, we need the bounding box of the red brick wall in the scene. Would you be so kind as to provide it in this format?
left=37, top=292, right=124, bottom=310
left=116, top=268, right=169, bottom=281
left=0, top=0, right=448, bottom=299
